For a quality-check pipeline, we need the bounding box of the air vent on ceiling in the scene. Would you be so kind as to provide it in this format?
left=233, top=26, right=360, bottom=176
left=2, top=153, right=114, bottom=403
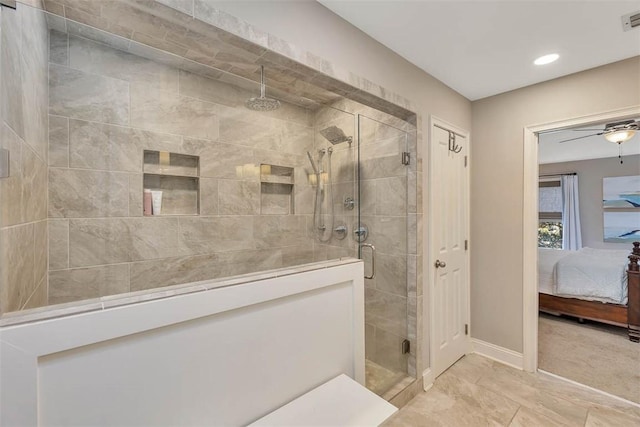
left=622, top=10, right=640, bottom=32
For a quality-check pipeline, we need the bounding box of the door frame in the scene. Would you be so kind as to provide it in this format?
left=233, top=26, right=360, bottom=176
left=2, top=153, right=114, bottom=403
left=424, top=115, right=471, bottom=387
left=521, top=106, right=640, bottom=372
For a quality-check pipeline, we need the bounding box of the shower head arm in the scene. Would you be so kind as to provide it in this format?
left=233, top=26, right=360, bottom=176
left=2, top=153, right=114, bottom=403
left=260, top=65, right=266, bottom=98
left=246, top=66, right=280, bottom=111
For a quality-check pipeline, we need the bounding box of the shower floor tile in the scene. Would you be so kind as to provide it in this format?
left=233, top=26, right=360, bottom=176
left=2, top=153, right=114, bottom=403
left=366, top=359, right=410, bottom=398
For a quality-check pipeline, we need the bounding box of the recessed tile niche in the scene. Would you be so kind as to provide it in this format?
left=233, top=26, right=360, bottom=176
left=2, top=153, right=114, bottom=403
left=260, top=164, right=294, bottom=215
left=143, top=150, right=200, bottom=216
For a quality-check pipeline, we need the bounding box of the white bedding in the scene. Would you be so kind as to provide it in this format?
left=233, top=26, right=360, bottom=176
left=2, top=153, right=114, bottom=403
left=551, top=248, right=629, bottom=304
left=538, top=248, right=573, bottom=295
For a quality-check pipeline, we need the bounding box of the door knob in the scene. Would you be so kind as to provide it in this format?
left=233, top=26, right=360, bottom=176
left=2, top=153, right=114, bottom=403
left=435, top=260, right=446, bottom=268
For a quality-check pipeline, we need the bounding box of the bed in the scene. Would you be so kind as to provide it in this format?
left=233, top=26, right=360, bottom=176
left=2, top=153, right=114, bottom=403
left=538, top=242, right=640, bottom=342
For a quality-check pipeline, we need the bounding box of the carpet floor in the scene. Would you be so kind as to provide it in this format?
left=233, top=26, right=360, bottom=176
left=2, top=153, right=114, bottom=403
left=538, top=312, right=640, bottom=404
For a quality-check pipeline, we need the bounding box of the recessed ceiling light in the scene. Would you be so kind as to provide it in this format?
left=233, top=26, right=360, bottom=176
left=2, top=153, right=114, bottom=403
left=534, top=53, right=559, bottom=65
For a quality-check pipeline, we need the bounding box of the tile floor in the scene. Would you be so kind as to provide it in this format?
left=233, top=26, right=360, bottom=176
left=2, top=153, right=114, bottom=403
left=382, top=354, right=640, bottom=426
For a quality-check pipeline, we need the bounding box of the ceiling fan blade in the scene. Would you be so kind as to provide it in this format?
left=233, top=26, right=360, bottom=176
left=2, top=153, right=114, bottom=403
left=557, top=132, right=604, bottom=143
left=538, top=127, right=604, bottom=135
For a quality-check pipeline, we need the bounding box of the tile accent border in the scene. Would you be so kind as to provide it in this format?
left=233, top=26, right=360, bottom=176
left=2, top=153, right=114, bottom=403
left=185, top=1, right=416, bottom=115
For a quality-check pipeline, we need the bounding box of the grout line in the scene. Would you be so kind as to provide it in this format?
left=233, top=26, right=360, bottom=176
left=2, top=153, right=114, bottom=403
left=20, top=275, right=46, bottom=311
left=505, top=406, right=521, bottom=426
left=49, top=111, right=315, bottom=158
left=582, top=408, right=589, bottom=427
left=127, top=263, right=131, bottom=293
left=0, top=218, right=47, bottom=231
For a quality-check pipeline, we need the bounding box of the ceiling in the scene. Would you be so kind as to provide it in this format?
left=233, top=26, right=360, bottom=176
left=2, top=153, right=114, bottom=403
left=538, top=119, right=640, bottom=164
left=319, top=1, right=640, bottom=101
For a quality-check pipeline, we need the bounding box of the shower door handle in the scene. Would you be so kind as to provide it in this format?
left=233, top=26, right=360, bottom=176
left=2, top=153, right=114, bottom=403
left=361, top=243, right=376, bottom=279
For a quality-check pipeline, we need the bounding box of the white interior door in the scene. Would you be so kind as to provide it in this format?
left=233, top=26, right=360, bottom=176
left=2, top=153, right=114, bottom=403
left=430, top=120, right=470, bottom=379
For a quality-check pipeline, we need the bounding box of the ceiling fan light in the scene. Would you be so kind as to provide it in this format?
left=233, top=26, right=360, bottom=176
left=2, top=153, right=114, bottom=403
left=604, top=129, right=635, bottom=143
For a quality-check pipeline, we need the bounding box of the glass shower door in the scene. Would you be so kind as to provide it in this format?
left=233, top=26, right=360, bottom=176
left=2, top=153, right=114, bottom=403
left=0, top=3, right=50, bottom=315
left=357, top=114, right=411, bottom=396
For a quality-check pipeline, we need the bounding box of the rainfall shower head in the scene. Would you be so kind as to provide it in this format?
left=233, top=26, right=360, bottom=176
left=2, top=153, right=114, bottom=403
left=319, top=125, right=352, bottom=145
left=246, top=65, right=281, bottom=112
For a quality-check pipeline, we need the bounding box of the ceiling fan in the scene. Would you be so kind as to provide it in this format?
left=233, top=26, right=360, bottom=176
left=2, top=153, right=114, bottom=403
left=558, top=119, right=639, bottom=144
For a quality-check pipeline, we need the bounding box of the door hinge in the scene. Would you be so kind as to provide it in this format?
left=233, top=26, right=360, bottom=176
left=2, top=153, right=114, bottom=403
left=464, top=155, right=468, bottom=167
left=465, top=324, right=469, bottom=335
left=0, top=0, right=17, bottom=9
left=465, top=240, right=468, bottom=250
left=401, top=339, right=410, bottom=354
left=401, top=151, right=410, bottom=166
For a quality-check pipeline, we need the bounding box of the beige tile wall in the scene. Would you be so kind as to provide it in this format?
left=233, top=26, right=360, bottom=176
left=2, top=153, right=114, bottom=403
left=0, top=5, right=49, bottom=314
left=46, top=32, right=327, bottom=304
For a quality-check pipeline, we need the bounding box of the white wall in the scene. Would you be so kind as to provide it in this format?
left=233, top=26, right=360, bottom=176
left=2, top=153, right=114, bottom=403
left=471, top=57, right=640, bottom=353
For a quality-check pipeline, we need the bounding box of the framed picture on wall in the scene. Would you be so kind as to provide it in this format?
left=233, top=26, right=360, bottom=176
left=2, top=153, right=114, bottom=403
left=603, top=175, right=640, bottom=208
left=603, top=212, right=640, bottom=242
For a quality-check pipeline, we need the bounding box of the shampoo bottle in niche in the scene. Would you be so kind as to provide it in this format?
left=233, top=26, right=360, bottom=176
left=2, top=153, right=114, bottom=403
left=143, top=189, right=152, bottom=216
left=150, top=190, right=163, bottom=215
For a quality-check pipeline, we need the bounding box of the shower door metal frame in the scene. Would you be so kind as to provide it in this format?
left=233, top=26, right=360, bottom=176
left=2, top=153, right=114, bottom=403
left=356, top=112, right=413, bottom=383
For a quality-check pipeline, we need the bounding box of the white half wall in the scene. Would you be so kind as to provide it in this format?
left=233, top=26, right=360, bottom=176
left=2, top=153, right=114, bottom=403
left=0, top=260, right=364, bottom=426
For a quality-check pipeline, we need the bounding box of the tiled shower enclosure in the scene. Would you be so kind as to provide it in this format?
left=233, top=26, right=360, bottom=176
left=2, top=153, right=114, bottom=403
left=0, top=0, right=420, bottom=399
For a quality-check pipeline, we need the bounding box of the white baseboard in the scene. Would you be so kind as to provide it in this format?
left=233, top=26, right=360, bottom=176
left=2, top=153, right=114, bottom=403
left=421, top=368, right=434, bottom=391
left=471, top=338, right=524, bottom=370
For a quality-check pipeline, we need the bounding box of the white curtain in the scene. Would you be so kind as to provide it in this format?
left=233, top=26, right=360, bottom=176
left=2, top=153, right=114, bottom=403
left=561, top=175, right=582, bottom=250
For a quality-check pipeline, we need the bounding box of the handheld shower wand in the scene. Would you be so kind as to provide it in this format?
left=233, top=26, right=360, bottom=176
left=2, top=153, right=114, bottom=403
left=306, top=151, right=319, bottom=176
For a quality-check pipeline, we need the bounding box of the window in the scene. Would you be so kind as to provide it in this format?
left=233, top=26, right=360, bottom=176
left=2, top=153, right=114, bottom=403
left=538, top=180, right=563, bottom=249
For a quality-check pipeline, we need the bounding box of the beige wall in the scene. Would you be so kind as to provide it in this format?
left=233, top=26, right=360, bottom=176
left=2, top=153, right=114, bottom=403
left=0, top=4, right=49, bottom=314
left=539, top=155, right=640, bottom=250
left=471, top=57, right=640, bottom=352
